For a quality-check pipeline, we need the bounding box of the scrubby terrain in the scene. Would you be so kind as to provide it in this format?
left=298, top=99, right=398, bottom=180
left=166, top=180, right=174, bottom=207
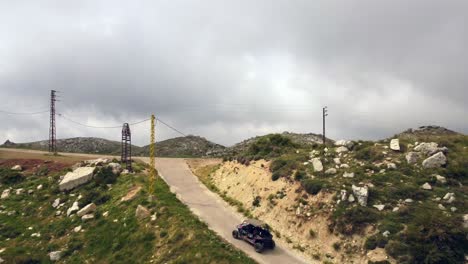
left=0, top=156, right=255, bottom=263
left=191, top=127, right=468, bottom=264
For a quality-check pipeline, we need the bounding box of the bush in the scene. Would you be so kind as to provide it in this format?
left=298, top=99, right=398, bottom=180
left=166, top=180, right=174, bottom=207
left=245, top=134, right=297, bottom=159
left=94, top=167, right=117, bottom=185
left=332, top=242, right=341, bottom=251
left=294, top=170, right=306, bottom=181
left=80, top=188, right=111, bottom=206
left=302, top=179, right=325, bottom=195
left=0, top=168, right=23, bottom=184
left=271, top=172, right=281, bottom=181
left=332, top=206, right=379, bottom=235
left=365, top=234, right=388, bottom=250
left=252, top=196, right=261, bottom=207
left=355, top=146, right=384, bottom=162
left=309, top=229, right=316, bottom=238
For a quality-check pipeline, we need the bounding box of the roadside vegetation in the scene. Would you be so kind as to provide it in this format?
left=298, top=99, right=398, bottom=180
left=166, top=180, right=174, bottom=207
left=0, top=158, right=256, bottom=263
left=218, top=131, right=468, bottom=263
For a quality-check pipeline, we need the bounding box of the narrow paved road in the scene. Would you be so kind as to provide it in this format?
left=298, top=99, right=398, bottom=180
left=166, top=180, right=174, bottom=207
left=146, top=158, right=310, bottom=264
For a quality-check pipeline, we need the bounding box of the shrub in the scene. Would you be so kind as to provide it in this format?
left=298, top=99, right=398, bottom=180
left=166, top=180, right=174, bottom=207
left=245, top=134, right=297, bottom=159
left=294, top=170, right=306, bottom=181
left=332, top=206, right=379, bottom=235
left=80, top=188, right=111, bottom=206
left=309, top=229, right=316, bottom=238
left=332, top=242, right=341, bottom=251
left=365, top=234, right=388, bottom=250
left=0, top=168, right=23, bottom=184
left=271, top=172, right=281, bottom=181
left=302, top=179, right=325, bottom=195
left=355, top=146, right=384, bottom=162
left=94, top=167, right=117, bottom=185
left=252, top=196, right=261, bottom=207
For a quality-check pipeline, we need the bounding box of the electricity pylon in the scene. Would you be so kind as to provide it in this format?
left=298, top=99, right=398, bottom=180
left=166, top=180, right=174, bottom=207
left=149, top=114, right=156, bottom=194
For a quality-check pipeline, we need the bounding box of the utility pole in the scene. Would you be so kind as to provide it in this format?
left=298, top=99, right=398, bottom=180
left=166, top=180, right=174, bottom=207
left=121, top=123, right=132, bottom=171
left=49, top=90, right=57, bottom=154
left=149, top=114, right=156, bottom=194
left=322, top=106, right=328, bottom=146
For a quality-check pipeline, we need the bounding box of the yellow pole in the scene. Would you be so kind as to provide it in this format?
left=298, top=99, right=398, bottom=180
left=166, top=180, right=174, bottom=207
left=149, top=114, right=156, bottom=194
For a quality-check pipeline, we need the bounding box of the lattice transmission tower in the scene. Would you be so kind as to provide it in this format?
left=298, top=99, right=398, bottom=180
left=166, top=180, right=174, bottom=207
left=121, top=123, right=132, bottom=171
left=49, top=90, right=57, bottom=153
left=149, top=114, right=156, bottom=193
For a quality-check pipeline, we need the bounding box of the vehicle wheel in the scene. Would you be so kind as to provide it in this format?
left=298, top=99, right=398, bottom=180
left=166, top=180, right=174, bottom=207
left=271, top=240, right=276, bottom=249
left=254, top=242, right=264, bottom=253
left=232, top=230, right=239, bottom=239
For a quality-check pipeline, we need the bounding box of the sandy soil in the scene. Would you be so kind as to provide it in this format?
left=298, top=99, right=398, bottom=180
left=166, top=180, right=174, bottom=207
left=209, top=160, right=389, bottom=264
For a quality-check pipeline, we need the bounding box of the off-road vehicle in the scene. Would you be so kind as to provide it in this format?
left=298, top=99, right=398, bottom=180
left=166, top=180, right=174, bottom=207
left=232, top=219, right=275, bottom=253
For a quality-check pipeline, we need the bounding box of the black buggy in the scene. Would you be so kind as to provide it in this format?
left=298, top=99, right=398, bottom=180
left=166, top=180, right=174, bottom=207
left=232, top=219, right=276, bottom=253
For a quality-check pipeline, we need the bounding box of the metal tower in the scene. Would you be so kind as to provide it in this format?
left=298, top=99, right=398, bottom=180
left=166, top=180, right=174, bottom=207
left=121, top=123, right=132, bottom=171
left=49, top=90, right=57, bottom=153
left=322, top=106, right=328, bottom=145
left=149, top=114, right=156, bottom=193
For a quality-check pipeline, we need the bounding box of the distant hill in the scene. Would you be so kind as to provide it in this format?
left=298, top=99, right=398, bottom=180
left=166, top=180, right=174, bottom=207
left=395, top=125, right=462, bottom=141
left=1, top=136, right=226, bottom=158
left=223, top=132, right=333, bottom=156
left=0, top=137, right=142, bottom=155
left=141, top=135, right=226, bottom=157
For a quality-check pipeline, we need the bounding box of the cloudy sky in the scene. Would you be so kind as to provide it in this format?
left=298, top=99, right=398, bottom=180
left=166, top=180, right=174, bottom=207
left=1, top=0, right=467, bottom=146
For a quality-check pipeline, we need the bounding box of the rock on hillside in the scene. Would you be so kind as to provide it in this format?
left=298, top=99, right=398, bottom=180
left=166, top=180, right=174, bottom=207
left=142, top=135, right=226, bottom=157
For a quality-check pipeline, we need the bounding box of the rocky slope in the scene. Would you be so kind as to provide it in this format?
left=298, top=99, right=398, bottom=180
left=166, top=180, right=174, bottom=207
left=191, top=127, right=468, bottom=264
left=0, top=156, right=254, bottom=263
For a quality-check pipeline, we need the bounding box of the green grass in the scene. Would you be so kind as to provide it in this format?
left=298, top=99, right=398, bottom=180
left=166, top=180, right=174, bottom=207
left=0, top=160, right=256, bottom=264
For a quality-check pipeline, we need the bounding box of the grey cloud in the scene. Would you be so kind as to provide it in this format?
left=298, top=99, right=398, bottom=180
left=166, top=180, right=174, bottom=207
left=1, top=0, right=467, bottom=146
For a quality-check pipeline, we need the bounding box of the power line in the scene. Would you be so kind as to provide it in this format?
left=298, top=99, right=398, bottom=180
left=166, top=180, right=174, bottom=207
left=58, top=113, right=151, bottom=129
left=156, top=118, right=187, bottom=137
left=0, top=109, right=49, bottom=115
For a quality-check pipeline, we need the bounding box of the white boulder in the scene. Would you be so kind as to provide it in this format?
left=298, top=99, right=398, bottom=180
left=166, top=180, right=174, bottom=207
left=335, top=146, right=349, bottom=153
left=387, top=163, right=397, bottom=169
left=49, top=251, right=62, bottom=261
left=11, top=165, right=22, bottom=171
left=421, top=182, right=432, bottom=190
left=406, top=152, right=421, bottom=164
left=108, top=162, right=122, bottom=175
left=434, top=174, right=447, bottom=184
left=373, top=204, right=385, bottom=211
left=414, top=142, right=439, bottom=156
left=81, top=214, right=94, bottom=221
left=59, top=167, right=95, bottom=191
left=67, top=201, right=80, bottom=216
left=311, top=158, right=323, bottom=172
left=422, top=152, right=447, bottom=169
left=1, top=189, right=10, bottom=199
left=352, top=185, right=368, bottom=206
left=333, top=158, right=341, bottom=165
left=335, top=140, right=354, bottom=149
left=343, top=172, right=355, bottom=178
left=325, top=168, right=337, bottom=175
left=52, top=198, right=60, bottom=208
left=390, top=139, right=400, bottom=151
left=77, top=203, right=96, bottom=217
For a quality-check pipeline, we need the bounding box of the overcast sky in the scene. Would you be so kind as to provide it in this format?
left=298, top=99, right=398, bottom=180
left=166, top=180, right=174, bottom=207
left=1, top=0, right=467, bottom=146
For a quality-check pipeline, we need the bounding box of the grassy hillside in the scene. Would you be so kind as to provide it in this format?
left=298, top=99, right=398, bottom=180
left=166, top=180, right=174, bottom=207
left=0, top=158, right=255, bottom=263
left=205, top=128, right=468, bottom=263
